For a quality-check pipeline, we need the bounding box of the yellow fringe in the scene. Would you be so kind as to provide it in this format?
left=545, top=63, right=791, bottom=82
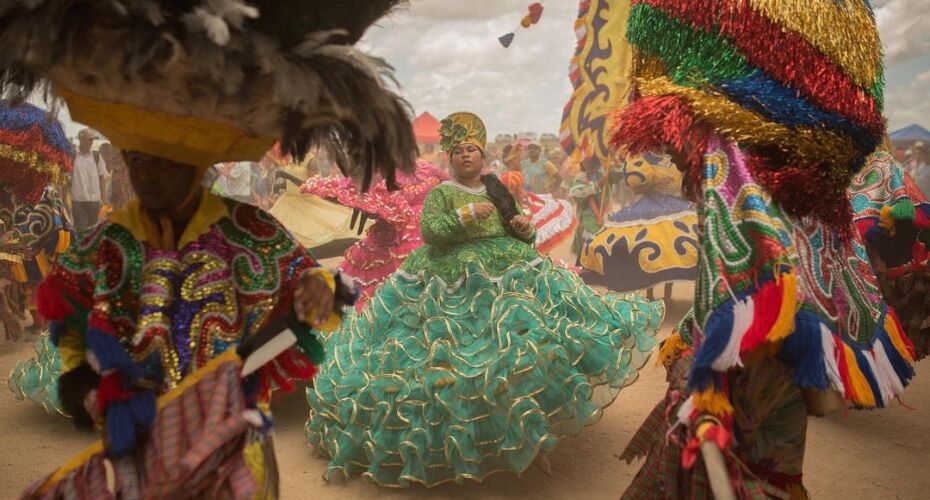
left=638, top=78, right=860, bottom=168
left=842, top=344, right=876, bottom=407
left=55, top=230, right=71, bottom=255
left=243, top=441, right=266, bottom=498
left=656, top=333, right=689, bottom=367
left=766, top=272, right=797, bottom=343
left=746, top=0, right=882, bottom=89
left=36, top=251, right=49, bottom=278
left=693, top=388, right=734, bottom=417
left=878, top=205, right=895, bottom=236
left=884, top=314, right=914, bottom=363
left=12, top=262, right=27, bottom=283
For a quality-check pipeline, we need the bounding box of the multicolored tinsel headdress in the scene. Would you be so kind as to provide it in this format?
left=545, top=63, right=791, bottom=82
left=0, top=1, right=416, bottom=189
left=612, top=0, right=886, bottom=225
left=608, top=1, right=915, bottom=420
left=439, top=112, right=487, bottom=154
left=0, top=102, right=73, bottom=205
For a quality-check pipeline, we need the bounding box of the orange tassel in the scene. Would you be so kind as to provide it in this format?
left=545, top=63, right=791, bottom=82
left=55, top=230, right=71, bottom=255
left=12, top=262, right=27, bottom=283
left=842, top=344, right=876, bottom=407
left=693, top=388, right=734, bottom=416
left=884, top=313, right=914, bottom=363
left=767, top=272, right=797, bottom=343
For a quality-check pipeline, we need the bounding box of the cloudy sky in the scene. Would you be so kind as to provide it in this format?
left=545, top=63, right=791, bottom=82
left=53, top=0, right=928, bottom=139
left=359, top=0, right=930, bottom=137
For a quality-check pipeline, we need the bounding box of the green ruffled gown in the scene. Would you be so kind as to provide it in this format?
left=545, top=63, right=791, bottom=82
left=305, top=180, right=665, bottom=487
left=8, top=334, right=64, bottom=415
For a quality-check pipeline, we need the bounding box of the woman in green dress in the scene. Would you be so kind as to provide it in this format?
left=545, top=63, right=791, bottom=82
left=306, top=112, right=664, bottom=487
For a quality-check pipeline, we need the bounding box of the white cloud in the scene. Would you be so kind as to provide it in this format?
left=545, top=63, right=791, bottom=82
left=876, top=0, right=930, bottom=64
left=363, top=0, right=578, bottom=138
left=886, top=70, right=930, bottom=133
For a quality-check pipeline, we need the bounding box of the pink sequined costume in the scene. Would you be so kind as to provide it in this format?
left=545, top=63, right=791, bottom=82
left=301, top=160, right=448, bottom=307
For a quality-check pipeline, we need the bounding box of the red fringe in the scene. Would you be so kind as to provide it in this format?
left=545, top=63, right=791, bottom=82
left=95, top=372, right=133, bottom=415
left=610, top=95, right=709, bottom=196
left=738, top=279, right=782, bottom=353
left=637, top=0, right=883, bottom=133
left=612, top=95, right=854, bottom=229
left=88, top=313, right=116, bottom=335
left=748, top=156, right=855, bottom=233
left=35, top=276, right=72, bottom=322
left=835, top=337, right=855, bottom=401
left=886, top=307, right=916, bottom=359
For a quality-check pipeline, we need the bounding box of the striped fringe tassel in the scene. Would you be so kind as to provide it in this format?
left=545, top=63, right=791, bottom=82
left=779, top=306, right=914, bottom=409
left=689, top=269, right=797, bottom=396
left=689, top=268, right=914, bottom=413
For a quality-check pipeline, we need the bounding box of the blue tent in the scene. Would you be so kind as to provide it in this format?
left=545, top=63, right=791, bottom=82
left=890, top=124, right=930, bottom=142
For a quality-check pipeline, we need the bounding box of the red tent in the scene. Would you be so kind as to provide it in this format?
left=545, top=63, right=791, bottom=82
left=413, top=112, right=441, bottom=144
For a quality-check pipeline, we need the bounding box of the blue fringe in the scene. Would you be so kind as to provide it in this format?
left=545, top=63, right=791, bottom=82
left=778, top=310, right=829, bottom=390
left=719, top=72, right=873, bottom=147
left=688, top=300, right=734, bottom=391
left=86, top=328, right=142, bottom=381
left=105, top=389, right=157, bottom=457
left=48, top=320, right=65, bottom=346
left=851, top=346, right=884, bottom=408
left=0, top=103, right=74, bottom=155
left=877, top=324, right=916, bottom=386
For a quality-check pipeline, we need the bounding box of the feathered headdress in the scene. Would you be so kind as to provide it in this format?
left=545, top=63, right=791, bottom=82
left=0, top=0, right=416, bottom=189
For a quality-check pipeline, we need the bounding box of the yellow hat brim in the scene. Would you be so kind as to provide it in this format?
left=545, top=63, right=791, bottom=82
left=59, top=88, right=276, bottom=167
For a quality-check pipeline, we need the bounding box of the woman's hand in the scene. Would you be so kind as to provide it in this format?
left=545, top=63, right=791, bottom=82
left=294, top=271, right=335, bottom=326
left=473, top=202, right=497, bottom=220
left=510, top=215, right=534, bottom=238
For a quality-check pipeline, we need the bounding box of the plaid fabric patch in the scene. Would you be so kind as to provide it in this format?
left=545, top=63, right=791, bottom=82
left=24, top=357, right=268, bottom=499
left=621, top=354, right=805, bottom=500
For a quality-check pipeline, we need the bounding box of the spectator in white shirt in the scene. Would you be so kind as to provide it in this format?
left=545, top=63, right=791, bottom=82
left=71, top=129, right=108, bottom=231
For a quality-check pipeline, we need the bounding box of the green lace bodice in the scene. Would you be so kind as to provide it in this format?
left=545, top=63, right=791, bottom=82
left=401, top=182, right=540, bottom=284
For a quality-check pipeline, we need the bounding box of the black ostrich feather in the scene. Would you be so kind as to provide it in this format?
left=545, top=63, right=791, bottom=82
left=0, top=0, right=416, bottom=189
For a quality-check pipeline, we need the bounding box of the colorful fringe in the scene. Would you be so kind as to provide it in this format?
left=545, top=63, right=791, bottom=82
left=848, top=151, right=930, bottom=360
left=681, top=139, right=915, bottom=416
left=691, top=274, right=914, bottom=414
left=614, top=0, right=885, bottom=227
left=0, top=103, right=73, bottom=204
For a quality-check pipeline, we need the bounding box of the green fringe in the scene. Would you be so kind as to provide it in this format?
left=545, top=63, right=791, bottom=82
left=627, top=4, right=754, bottom=88
left=891, top=198, right=916, bottom=221
left=871, top=65, right=885, bottom=109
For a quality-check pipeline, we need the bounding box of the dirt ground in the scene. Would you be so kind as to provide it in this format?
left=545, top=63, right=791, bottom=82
left=2, top=262, right=929, bottom=498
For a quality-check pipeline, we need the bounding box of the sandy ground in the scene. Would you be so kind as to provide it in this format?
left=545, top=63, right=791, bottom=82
left=2, top=248, right=929, bottom=498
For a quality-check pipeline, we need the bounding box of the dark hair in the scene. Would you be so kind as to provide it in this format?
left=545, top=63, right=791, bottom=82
left=58, top=363, right=101, bottom=431
left=481, top=174, right=520, bottom=236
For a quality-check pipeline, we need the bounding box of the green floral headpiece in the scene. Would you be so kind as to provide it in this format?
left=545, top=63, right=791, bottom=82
left=439, top=112, right=487, bottom=154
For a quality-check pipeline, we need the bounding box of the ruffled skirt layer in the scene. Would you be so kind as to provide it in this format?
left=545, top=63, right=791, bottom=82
left=306, top=258, right=664, bottom=487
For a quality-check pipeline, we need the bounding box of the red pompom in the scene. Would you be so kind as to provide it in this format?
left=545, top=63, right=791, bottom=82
left=96, top=372, right=133, bottom=415
left=36, top=275, right=72, bottom=322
